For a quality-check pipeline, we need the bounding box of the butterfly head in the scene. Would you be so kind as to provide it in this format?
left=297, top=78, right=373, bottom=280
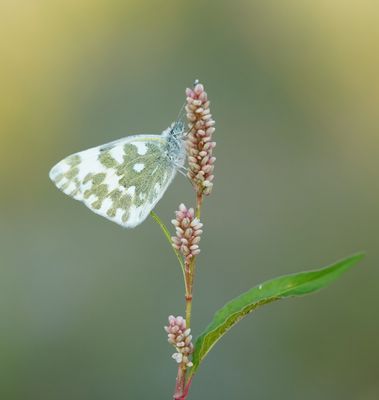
left=162, top=121, right=186, bottom=164
left=171, top=120, right=186, bottom=138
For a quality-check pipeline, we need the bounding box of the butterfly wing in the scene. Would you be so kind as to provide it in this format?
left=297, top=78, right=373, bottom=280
left=49, top=135, right=179, bottom=228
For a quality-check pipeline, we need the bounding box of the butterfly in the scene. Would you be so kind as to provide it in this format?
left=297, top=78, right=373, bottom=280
left=49, top=120, right=186, bottom=228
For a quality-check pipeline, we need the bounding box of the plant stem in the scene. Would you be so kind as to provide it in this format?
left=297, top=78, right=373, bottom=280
left=173, top=366, right=186, bottom=399
left=196, top=192, right=203, bottom=219
left=184, top=193, right=203, bottom=329
left=173, top=365, right=194, bottom=400
left=151, top=210, right=196, bottom=399
left=181, top=192, right=203, bottom=397
left=185, top=260, right=193, bottom=327
left=170, top=193, right=204, bottom=400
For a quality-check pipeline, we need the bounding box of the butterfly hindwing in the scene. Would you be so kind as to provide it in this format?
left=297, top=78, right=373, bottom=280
left=49, top=135, right=178, bottom=228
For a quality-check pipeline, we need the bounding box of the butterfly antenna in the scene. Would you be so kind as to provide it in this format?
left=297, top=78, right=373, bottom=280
left=175, top=101, right=186, bottom=123
left=172, top=101, right=188, bottom=135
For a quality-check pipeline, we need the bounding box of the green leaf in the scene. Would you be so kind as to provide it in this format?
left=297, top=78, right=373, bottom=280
left=191, top=253, right=364, bottom=374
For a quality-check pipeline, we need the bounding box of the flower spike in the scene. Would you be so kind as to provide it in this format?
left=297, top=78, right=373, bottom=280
left=185, top=81, right=216, bottom=195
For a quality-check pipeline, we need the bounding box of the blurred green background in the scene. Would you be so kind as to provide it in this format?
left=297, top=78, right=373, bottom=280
left=1, top=1, right=378, bottom=399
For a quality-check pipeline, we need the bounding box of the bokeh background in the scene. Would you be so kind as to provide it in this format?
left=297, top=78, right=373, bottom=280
left=1, top=1, right=378, bottom=399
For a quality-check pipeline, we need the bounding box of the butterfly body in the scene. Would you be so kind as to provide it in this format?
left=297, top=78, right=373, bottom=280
left=49, top=122, right=186, bottom=228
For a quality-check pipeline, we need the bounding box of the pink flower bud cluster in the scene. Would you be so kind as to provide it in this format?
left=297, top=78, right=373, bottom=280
left=185, top=81, right=216, bottom=195
left=171, top=204, right=203, bottom=261
left=164, top=315, right=194, bottom=368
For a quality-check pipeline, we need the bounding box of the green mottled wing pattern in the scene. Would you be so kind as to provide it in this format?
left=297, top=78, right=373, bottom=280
left=49, top=134, right=182, bottom=227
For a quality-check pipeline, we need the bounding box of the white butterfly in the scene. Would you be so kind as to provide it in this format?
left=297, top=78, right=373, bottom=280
left=49, top=121, right=186, bottom=228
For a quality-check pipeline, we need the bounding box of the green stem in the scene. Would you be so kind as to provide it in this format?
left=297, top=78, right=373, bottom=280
left=184, top=192, right=203, bottom=385
left=185, top=260, right=193, bottom=327
left=185, top=192, right=203, bottom=326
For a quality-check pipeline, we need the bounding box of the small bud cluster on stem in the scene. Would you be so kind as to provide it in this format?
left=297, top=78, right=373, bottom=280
left=186, top=82, right=216, bottom=196
left=172, top=203, right=203, bottom=325
left=171, top=204, right=203, bottom=266
left=165, top=315, right=194, bottom=368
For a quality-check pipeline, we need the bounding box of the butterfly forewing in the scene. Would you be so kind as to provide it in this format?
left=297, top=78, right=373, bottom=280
left=49, top=134, right=180, bottom=228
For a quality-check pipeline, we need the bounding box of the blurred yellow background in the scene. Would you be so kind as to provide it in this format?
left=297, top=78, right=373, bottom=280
left=1, top=1, right=378, bottom=399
